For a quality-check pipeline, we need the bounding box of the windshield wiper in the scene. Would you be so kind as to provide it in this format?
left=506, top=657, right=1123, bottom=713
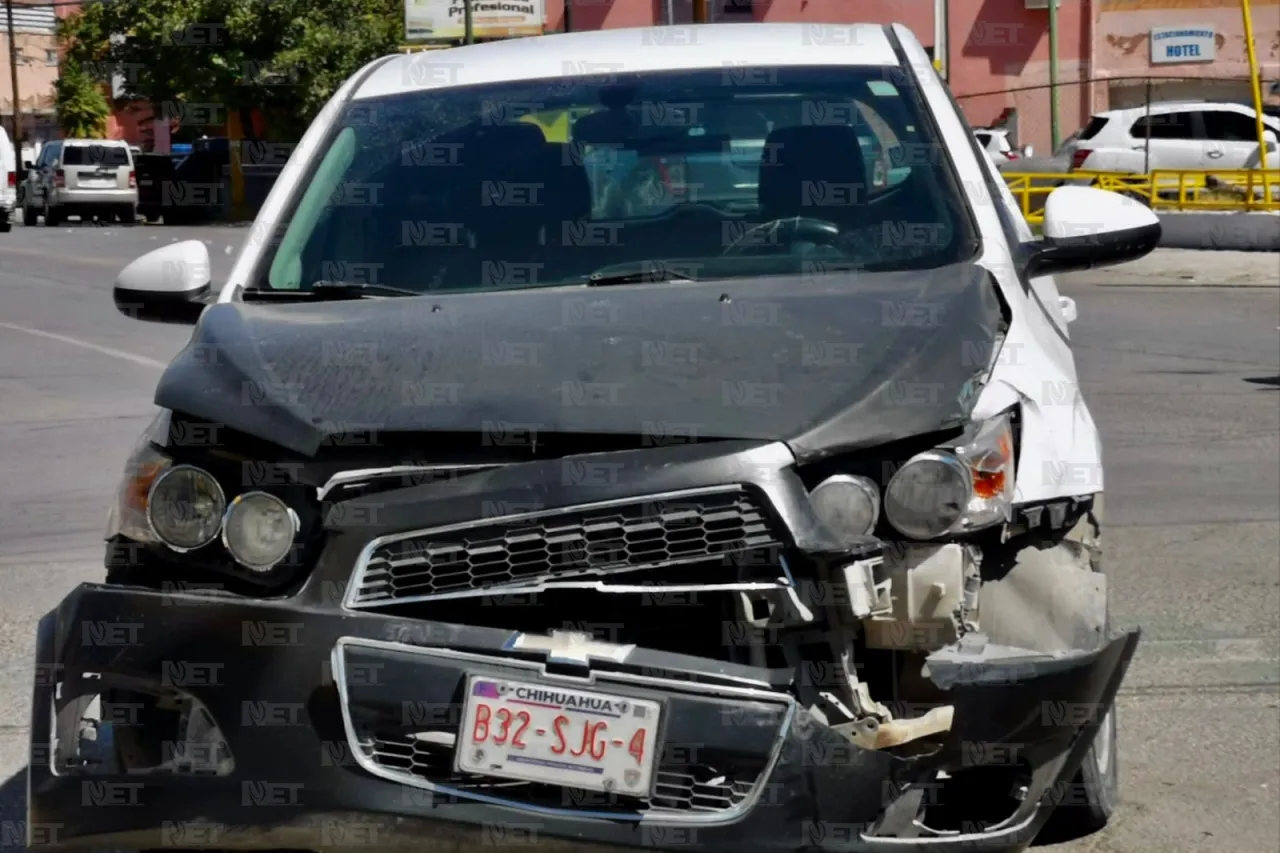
left=308, top=281, right=420, bottom=298
left=585, top=268, right=699, bottom=287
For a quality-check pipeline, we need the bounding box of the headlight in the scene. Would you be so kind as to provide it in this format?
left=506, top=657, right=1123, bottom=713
left=147, top=465, right=226, bottom=550
left=884, top=452, right=971, bottom=539
left=809, top=474, right=881, bottom=541
left=885, top=414, right=1016, bottom=540
left=221, top=491, right=299, bottom=572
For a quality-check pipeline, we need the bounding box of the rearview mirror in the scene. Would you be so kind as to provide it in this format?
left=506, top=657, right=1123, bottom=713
left=1021, top=186, right=1160, bottom=279
left=113, top=240, right=212, bottom=325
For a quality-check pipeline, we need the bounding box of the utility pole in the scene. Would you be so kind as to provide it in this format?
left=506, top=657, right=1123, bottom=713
left=1239, top=0, right=1269, bottom=175
left=464, top=0, right=474, bottom=44
left=692, top=0, right=708, bottom=24
left=563, top=0, right=572, bottom=32
left=4, top=0, right=21, bottom=152
left=1048, top=0, right=1060, bottom=152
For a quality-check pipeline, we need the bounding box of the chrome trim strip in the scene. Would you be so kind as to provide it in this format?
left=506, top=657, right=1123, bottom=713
left=318, top=464, right=505, bottom=502
left=331, top=636, right=794, bottom=825
left=343, top=484, right=779, bottom=610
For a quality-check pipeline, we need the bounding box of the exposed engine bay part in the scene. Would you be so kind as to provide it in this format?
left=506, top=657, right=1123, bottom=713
left=861, top=543, right=983, bottom=652
left=976, top=505, right=1106, bottom=656
left=851, top=704, right=955, bottom=751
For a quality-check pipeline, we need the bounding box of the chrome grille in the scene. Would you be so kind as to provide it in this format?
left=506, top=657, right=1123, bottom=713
left=349, top=487, right=782, bottom=605
left=358, top=731, right=760, bottom=816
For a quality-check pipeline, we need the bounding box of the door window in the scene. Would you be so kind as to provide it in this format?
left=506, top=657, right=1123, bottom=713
left=1129, top=112, right=1197, bottom=140
left=1201, top=110, right=1263, bottom=142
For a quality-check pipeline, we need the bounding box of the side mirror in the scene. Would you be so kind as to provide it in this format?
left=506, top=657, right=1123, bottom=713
left=113, top=240, right=212, bottom=325
left=1021, top=186, right=1161, bottom=279
left=1263, top=129, right=1278, bottom=151
left=22, top=161, right=32, bottom=170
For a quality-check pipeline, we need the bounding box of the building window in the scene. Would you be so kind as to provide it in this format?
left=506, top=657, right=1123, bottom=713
left=46, top=49, right=58, bottom=66
left=722, top=0, right=754, bottom=15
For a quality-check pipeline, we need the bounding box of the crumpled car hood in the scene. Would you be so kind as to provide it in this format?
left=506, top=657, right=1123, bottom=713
left=156, top=261, right=1004, bottom=459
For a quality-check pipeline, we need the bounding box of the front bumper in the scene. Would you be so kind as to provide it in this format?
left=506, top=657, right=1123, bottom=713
left=29, top=581, right=1138, bottom=853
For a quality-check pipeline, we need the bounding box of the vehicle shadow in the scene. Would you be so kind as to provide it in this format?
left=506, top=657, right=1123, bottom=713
left=1244, top=376, right=1280, bottom=389
left=0, top=767, right=27, bottom=849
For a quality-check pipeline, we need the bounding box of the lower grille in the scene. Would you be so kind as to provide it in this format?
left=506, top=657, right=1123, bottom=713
left=349, top=486, right=784, bottom=605
left=358, top=730, right=760, bottom=816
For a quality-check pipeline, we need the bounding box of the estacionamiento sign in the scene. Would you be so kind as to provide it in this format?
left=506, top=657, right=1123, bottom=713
left=1150, top=26, right=1216, bottom=64
left=405, top=0, right=544, bottom=40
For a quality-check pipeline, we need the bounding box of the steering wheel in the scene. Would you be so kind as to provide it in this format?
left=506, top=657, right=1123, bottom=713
left=721, top=216, right=842, bottom=257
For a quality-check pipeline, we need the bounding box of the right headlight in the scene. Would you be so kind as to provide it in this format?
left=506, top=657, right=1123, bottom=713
left=147, top=465, right=226, bottom=551
left=884, top=414, right=1016, bottom=540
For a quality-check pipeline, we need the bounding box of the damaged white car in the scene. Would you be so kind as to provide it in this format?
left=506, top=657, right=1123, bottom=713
left=30, top=22, right=1148, bottom=853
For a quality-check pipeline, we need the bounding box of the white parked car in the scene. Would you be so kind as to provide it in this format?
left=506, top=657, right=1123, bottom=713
left=33, top=23, right=1150, bottom=853
left=1062, top=101, right=1280, bottom=173
left=974, top=126, right=1033, bottom=163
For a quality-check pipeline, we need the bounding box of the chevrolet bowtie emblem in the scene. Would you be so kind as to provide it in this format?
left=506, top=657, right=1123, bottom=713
left=503, top=630, right=636, bottom=666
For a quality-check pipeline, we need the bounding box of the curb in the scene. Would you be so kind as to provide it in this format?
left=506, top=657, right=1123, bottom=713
left=1155, top=212, right=1280, bottom=252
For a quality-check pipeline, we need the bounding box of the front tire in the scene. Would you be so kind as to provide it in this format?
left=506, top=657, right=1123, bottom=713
left=44, top=200, right=62, bottom=226
left=22, top=203, right=37, bottom=226
left=119, top=206, right=137, bottom=225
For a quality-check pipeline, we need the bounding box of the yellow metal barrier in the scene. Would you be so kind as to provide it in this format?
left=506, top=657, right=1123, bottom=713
left=1002, top=169, right=1280, bottom=224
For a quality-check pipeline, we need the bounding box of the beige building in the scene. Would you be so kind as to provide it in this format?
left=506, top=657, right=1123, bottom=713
left=1, top=0, right=60, bottom=158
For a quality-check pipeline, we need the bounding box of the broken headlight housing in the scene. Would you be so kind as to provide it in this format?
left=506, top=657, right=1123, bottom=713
left=884, top=413, right=1016, bottom=540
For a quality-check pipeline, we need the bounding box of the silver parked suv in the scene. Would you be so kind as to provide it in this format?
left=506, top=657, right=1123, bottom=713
left=21, top=139, right=138, bottom=225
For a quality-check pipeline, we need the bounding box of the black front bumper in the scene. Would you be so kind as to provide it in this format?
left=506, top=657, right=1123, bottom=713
left=28, top=581, right=1139, bottom=853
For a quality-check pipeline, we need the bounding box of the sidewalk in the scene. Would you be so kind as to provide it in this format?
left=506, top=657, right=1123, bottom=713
left=1070, top=248, right=1280, bottom=288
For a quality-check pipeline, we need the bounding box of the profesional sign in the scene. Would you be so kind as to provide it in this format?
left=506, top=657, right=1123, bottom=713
left=405, top=0, right=544, bottom=40
left=1150, top=26, right=1216, bottom=64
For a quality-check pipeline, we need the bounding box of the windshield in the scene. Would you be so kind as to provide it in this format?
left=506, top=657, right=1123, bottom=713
left=262, top=66, right=978, bottom=294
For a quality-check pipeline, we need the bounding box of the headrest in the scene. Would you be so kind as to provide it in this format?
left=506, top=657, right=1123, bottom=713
left=757, top=125, right=869, bottom=221
left=464, top=142, right=592, bottom=236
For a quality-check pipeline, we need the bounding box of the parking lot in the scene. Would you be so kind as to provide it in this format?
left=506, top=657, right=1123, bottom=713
left=0, top=219, right=1277, bottom=852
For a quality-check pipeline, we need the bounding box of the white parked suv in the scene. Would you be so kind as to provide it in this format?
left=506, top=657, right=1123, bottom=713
left=974, top=127, right=1033, bottom=163
left=1061, top=101, right=1280, bottom=173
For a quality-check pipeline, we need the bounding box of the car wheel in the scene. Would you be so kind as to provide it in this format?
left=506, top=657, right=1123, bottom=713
left=22, top=203, right=38, bottom=226
left=44, top=199, right=62, bottom=227
left=0, top=217, right=10, bottom=233
left=119, top=206, right=137, bottom=225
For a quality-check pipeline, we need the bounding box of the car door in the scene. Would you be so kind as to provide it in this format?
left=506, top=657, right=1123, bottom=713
left=31, top=143, right=57, bottom=204
left=1200, top=109, right=1270, bottom=169
left=1128, top=111, right=1202, bottom=170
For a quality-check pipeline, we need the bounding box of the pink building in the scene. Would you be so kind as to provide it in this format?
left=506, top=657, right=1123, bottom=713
left=1093, top=0, right=1280, bottom=110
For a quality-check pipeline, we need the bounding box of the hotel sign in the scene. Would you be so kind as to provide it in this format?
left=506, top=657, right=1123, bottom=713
left=1150, top=26, right=1216, bottom=64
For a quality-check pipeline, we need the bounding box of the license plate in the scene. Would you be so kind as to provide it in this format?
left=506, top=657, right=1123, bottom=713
left=81, top=179, right=115, bottom=188
left=456, top=676, right=661, bottom=796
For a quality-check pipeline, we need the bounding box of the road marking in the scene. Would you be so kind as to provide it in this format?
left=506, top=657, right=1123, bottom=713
left=0, top=244, right=127, bottom=269
left=0, top=322, right=167, bottom=369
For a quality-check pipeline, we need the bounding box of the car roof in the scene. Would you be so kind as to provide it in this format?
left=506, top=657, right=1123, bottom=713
left=1092, top=101, right=1256, bottom=119
left=354, top=23, right=900, bottom=100
left=60, top=138, right=130, bottom=145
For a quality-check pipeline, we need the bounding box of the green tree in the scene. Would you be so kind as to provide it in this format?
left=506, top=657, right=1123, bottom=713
left=54, top=58, right=111, bottom=138
left=57, top=0, right=404, bottom=141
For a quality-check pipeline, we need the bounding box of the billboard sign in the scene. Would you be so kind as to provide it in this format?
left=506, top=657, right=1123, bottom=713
left=405, top=0, right=544, bottom=41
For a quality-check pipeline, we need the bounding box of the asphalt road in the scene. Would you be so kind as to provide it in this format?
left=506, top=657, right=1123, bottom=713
left=0, top=220, right=1277, bottom=853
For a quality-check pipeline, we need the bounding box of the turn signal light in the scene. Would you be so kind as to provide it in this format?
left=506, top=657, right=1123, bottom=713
left=128, top=170, right=137, bottom=188
left=5, top=171, right=13, bottom=188
left=1070, top=149, right=1092, bottom=170
left=54, top=169, right=65, bottom=188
